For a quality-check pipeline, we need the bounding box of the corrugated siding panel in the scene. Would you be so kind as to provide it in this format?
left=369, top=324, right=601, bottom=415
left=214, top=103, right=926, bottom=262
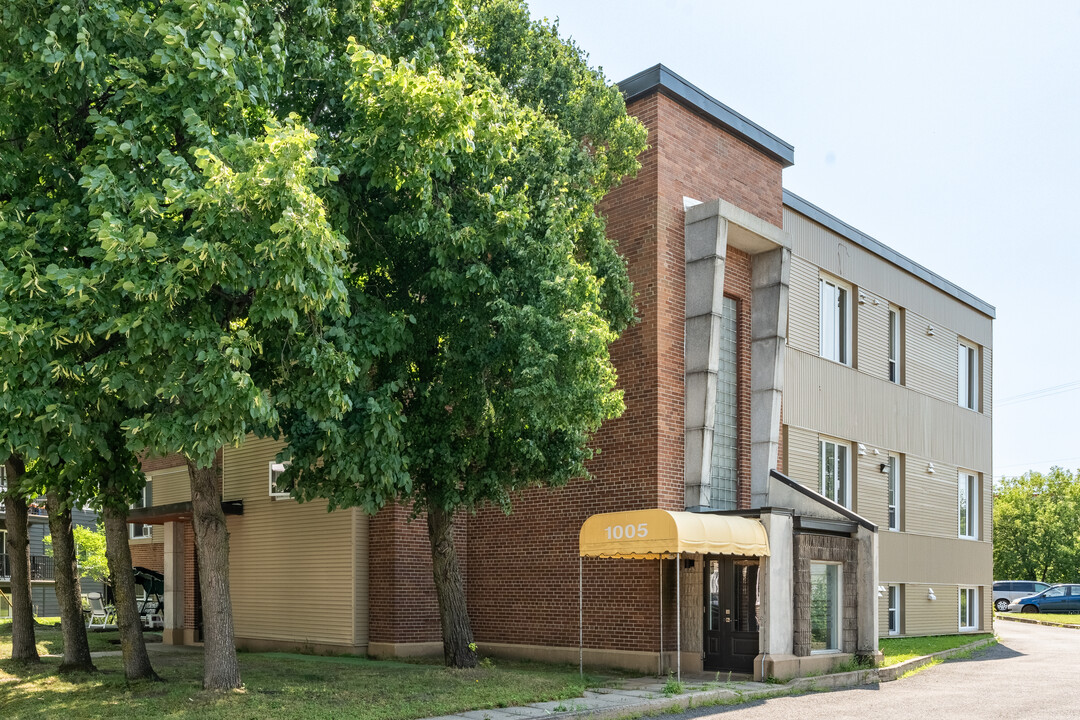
left=904, top=584, right=958, bottom=635
left=783, top=349, right=991, bottom=472
left=878, top=533, right=992, bottom=586
left=783, top=425, right=819, bottom=492
left=855, top=290, right=889, bottom=381
left=904, top=309, right=956, bottom=404
left=784, top=208, right=993, bottom=347
left=982, top=347, right=993, bottom=417
left=788, top=256, right=819, bottom=355
left=352, top=508, right=369, bottom=646
left=225, top=436, right=361, bottom=647
left=854, top=451, right=888, bottom=528
left=903, top=456, right=958, bottom=537
left=148, top=466, right=189, bottom=506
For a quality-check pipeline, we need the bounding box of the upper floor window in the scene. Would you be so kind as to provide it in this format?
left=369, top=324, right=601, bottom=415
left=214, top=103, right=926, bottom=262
left=888, top=306, right=902, bottom=383
left=269, top=462, right=292, bottom=499
left=820, top=277, right=851, bottom=365
left=958, top=340, right=979, bottom=410
left=129, top=484, right=151, bottom=540
left=958, top=471, right=979, bottom=539
left=887, top=453, right=901, bottom=531
left=819, top=437, right=851, bottom=508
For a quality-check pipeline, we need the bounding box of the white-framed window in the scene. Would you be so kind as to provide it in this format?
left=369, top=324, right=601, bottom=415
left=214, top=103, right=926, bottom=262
left=269, top=461, right=292, bottom=499
left=888, top=584, right=900, bottom=635
left=887, top=453, right=901, bottom=531
left=888, top=306, right=902, bottom=383
left=958, top=471, right=979, bottom=539
left=959, top=587, right=978, bottom=631
left=820, top=276, right=852, bottom=365
left=819, top=438, right=851, bottom=508
left=129, top=484, right=151, bottom=540
left=958, top=340, right=979, bottom=410
left=810, top=562, right=842, bottom=652
left=0, top=463, right=6, bottom=512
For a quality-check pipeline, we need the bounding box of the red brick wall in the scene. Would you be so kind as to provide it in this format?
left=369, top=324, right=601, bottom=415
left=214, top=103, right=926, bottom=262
left=370, top=89, right=785, bottom=655
left=130, top=541, right=164, bottom=573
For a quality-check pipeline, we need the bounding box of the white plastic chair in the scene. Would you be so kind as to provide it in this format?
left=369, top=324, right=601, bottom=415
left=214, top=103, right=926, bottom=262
left=85, top=592, right=115, bottom=629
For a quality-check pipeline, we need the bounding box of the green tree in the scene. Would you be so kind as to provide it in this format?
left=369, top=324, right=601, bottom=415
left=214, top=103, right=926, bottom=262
left=45, top=522, right=111, bottom=585
left=278, top=0, right=647, bottom=667
left=994, top=468, right=1080, bottom=583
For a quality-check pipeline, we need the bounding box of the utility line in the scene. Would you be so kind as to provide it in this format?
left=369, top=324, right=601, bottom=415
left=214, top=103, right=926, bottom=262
left=996, top=379, right=1080, bottom=407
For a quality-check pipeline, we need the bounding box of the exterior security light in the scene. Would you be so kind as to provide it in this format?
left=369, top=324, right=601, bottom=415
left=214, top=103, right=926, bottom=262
left=927, top=588, right=937, bottom=601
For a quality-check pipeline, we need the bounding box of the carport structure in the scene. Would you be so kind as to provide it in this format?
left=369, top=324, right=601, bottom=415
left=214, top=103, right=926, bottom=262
left=578, top=509, right=770, bottom=681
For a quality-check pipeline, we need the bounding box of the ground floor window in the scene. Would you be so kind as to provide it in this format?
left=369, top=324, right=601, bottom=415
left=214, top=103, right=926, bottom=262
left=888, top=585, right=900, bottom=635
left=810, top=562, right=842, bottom=652
left=959, top=587, right=978, bottom=631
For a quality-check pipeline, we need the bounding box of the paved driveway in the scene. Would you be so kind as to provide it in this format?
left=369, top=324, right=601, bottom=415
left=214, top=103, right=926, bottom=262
left=662, top=620, right=1080, bottom=719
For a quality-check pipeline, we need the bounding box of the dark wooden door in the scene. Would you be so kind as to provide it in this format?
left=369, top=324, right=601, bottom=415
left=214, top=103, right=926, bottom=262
left=702, top=556, right=760, bottom=673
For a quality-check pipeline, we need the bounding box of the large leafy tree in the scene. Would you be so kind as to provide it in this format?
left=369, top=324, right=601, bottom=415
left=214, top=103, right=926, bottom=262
left=278, top=0, right=647, bottom=667
left=994, top=468, right=1080, bottom=583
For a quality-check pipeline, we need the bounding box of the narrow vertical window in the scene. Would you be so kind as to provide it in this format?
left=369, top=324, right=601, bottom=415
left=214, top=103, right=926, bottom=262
left=810, top=563, right=842, bottom=652
left=129, top=484, right=151, bottom=540
left=958, top=340, right=979, bottom=410
left=820, top=277, right=851, bottom=365
left=269, top=461, right=293, bottom=498
left=887, top=453, right=900, bottom=531
left=958, top=471, right=978, bottom=539
left=959, top=587, right=978, bottom=631
left=820, top=438, right=850, bottom=508
left=888, top=306, right=901, bottom=383
left=888, top=585, right=900, bottom=635
left=709, top=296, right=738, bottom=509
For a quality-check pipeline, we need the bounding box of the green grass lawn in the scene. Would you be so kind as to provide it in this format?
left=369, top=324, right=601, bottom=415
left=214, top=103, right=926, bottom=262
left=0, top=621, right=594, bottom=720
left=878, top=633, right=994, bottom=667
left=998, top=611, right=1080, bottom=626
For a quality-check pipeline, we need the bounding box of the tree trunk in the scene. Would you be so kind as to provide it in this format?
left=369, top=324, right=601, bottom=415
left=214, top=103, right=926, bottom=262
left=3, top=456, right=39, bottom=663
left=46, top=490, right=95, bottom=673
left=186, top=455, right=241, bottom=690
left=426, top=505, right=477, bottom=668
left=102, top=505, right=159, bottom=680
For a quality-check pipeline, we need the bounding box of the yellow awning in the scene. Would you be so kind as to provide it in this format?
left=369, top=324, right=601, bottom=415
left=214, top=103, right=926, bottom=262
left=578, top=509, right=770, bottom=559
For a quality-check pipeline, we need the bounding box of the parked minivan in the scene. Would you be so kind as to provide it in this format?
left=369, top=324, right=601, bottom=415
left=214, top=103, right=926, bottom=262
left=993, top=580, right=1052, bottom=611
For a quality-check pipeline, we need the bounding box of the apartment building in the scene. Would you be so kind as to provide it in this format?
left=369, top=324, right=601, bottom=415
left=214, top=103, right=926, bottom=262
left=128, top=64, right=993, bottom=680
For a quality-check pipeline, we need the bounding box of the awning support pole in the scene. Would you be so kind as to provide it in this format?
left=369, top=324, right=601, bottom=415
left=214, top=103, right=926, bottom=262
left=676, top=552, right=681, bottom=684
left=578, top=556, right=583, bottom=677
left=659, top=557, right=663, bottom=676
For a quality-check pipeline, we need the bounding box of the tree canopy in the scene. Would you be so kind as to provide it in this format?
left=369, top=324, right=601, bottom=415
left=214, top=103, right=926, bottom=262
left=994, top=468, right=1080, bottom=583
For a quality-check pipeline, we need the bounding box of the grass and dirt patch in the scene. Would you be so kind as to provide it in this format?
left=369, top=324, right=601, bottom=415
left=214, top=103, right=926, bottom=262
left=996, top=611, right=1080, bottom=626
left=878, top=633, right=994, bottom=666
left=1, top=620, right=596, bottom=720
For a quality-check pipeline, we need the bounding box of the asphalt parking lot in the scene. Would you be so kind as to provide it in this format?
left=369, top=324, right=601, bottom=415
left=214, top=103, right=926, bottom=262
left=656, top=619, right=1080, bottom=719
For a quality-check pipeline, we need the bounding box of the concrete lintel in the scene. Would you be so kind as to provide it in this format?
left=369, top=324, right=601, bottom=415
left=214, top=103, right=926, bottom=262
left=685, top=197, right=786, bottom=255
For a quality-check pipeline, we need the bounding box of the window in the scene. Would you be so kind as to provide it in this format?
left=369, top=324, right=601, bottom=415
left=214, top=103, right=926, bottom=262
left=958, top=471, right=978, bottom=539
left=709, top=296, right=738, bottom=510
left=888, top=306, right=902, bottom=383
left=888, top=585, right=900, bottom=635
left=959, top=587, right=978, bottom=631
left=819, top=438, right=851, bottom=508
left=129, top=484, right=151, bottom=540
left=887, top=453, right=900, bottom=531
left=958, top=340, right=979, bottom=410
left=820, top=277, right=851, bottom=365
left=810, top=563, right=842, bottom=652
left=269, top=462, right=292, bottom=499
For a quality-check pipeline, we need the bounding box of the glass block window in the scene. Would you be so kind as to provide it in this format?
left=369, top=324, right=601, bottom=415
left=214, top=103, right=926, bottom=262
left=709, top=296, right=738, bottom=510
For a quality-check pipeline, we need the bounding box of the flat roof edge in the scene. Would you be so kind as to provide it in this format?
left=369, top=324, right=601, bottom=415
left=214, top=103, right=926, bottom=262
left=617, top=64, right=795, bottom=168
left=782, top=189, right=997, bottom=319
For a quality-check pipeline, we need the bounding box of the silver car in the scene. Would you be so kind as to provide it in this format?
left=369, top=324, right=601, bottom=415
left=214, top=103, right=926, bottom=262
left=993, top=580, right=1052, bottom=611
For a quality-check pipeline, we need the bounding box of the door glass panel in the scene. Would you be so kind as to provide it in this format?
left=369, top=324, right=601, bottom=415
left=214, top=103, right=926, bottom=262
left=708, top=560, right=721, bottom=630
left=732, top=562, right=759, bottom=632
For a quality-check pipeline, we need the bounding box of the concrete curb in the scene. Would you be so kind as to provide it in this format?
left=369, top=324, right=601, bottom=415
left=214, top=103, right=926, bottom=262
left=995, top=614, right=1080, bottom=630
left=874, top=636, right=998, bottom=682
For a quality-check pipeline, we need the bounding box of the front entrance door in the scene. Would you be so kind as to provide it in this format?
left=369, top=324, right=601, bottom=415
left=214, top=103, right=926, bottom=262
left=702, top=556, right=760, bottom=673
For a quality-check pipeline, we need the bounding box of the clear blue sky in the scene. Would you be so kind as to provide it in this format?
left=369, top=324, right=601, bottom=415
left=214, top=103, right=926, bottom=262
left=527, top=0, right=1080, bottom=483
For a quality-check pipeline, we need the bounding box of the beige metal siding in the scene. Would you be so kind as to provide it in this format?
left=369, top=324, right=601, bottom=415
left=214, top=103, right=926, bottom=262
left=982, top=347, right=993, bottom=417
left=788, top=256, right=819, bottom=355
left=904, top=309, right=957, bottom=404
left=855, top=451, right=888, bottom=528
left=903, top=584, right=957, bottom=635
left=225, top=436, right=365, bottom=649
left=902, top=456, right=958, bottom=538
left=783, top=349, right=991, bottom=472
left=784, top=208, right=993, bottom=347
left=783, top=425, right=819, bottom=492
left=878, top=533, right=991, bottom=586
left=854, top=290, right=889, bottom=381
left=147, top=466, right=189, bottom=506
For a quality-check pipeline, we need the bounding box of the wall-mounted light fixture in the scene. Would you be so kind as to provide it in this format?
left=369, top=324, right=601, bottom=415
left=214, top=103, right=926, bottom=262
left=872, top=448, right=880, bottom=455
left=927, top=462, right=936, bottom=474
left=877, top=585, right=886, bottom=598
left=927, top=588, right=937, bottom=601
left=858, top=293, right=867, bottom=305
left=857, top=444, right=867, bottom=456
left=880, top=463, right=889, bottom=474
left=927, top=325, right=935, bottom=336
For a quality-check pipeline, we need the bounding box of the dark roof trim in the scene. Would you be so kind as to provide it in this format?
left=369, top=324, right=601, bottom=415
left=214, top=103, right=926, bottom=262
left=794, top=516, right=859, bottom=536
left=783, top=189, right=997, bottom=319
left=770, top=470, right=877, bottom=532
left=618, top=64, right=795, bottom=168
left=129, top=499, right=243, bottom=524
